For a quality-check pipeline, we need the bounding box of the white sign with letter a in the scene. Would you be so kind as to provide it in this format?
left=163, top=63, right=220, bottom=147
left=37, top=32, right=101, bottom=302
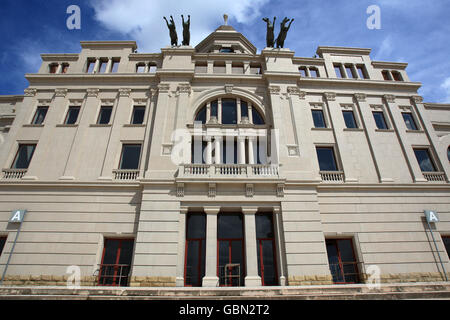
left=425, top=210, right=439, bottom=223
left=9, top=210, right=26, bottom=223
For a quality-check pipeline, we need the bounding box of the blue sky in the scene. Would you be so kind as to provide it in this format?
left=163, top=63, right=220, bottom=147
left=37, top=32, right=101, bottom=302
left=1, top=0, right=450, bottom=103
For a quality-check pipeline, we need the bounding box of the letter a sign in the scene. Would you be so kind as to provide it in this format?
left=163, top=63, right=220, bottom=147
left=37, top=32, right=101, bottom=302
left=425, top=210, right=439, bottom=223
left=9, top=210, right=26, bottom=223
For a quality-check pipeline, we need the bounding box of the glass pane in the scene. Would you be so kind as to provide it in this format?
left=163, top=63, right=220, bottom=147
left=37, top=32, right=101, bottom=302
left=12, top=144, right=36, bottom=169
left=185, top=240, right=200, bottom=286
left=221, top=99, right=237, bottom=124
left=120, top=144, right=141, bottom=169
left=186, top=213, right=206, bottom=239
left=343, top=111, right=357, bottom=128
left=32, top=107, right=48, bottom=125
left=65, top=107, right=80, bottom=125
left=98, top=107, right=112, bottom=124
left=111, top=61, right=120, bottom=73
left=326, top=240, right=343, bottom=283
left=218, top=214, right=243, bottom=239
left=357, top=66, right=366, bottom=79
left=261, top=240, right=277, bottom=285
left=132, top=106, right=145, bottom=124
left=310, top=68, right=318, bottom=77
left=211, top=100, right=218, bottom=118
left=252, top=107, right=265, bottom=125
left=118, top=240, right=134, bottom=265
left=99, top=61, right=107, bottom=73
left=218, top=240, right=229, bottom=286
left=299, top=68, right=306, bottom=77
left=0, top=237, right=6, bottom=256
left=103, top=239, right=119, bottom=265
left=231, top=240, right=244, bottom=286
left=87, top=61, right=95, bottom=73
left=402, top=113, right=417, bottom=130
left=195, top=106, right=206, bottom=124
left=345, top=66, right=354, bottom=78
left=256, top=214, right=274, bottom=239
left=337, top=240, right=358, bottom=283
left=316, top=147, right=337, bottom=171
left=414, top=149, right=436, bottom=172
left=373, top=111, right=387, bottom=129
left=240, top=101, right=248, bottom=118
left=312, top=110, right=326, bottom=128
left=443, top=237, right=450, bottom=259
left=334, top=66, right=343, bottom=78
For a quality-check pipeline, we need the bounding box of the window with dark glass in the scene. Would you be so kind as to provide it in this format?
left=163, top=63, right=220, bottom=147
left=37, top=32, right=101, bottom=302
left=111, top=59, right=120, bottom=73
left=64, top=106, right=80, bottom=125
left=194, top=107, right=206, bottom=124
left=392, top=71, right=403, bottom=81
left=382, top=70, right=391, bottom=80
left=11, top=144, right=36, bottom=169
left=119, top=144, right=142, bottom=169
left=443, top=236, right=450, bottom=259
left=86, top=59, right=95, bottom=73
left=195, top=62, right=207, bottom=73
left=345, top=65, right=356, bottom=79
left=0, top=236, right=6, bottom=257
left=309, top=68, right=319, bottom=78
left=97, top=106, right=113, bottom=124
left=402, top=112, right=418, bottom=130
left=316, top=147, right=338, bottom=171
left=98, top=238, right=134, bottom=286
left=413, top=148, right=437, bottom=172
left=99, top=60, right=108, bottom=73
left=356, top=65, right=368, bottom=79
left=218, top=213, right=245, bottom=286
left=298, top=67, right=307, bottom=77
left=252, top=107, right=265, bottom=125
left=184, top=213, right=206, bottom=287
left=342, top=110, right=358, bottom=128
left=221, top=99, right=237, bottom=124
left=49, top=64, right=58, bottom=74
left=372, top=111, right=388, bottom=129
left=256, top=213, right=278, bottom=286
left=131, top=106, right=145, bottom=124
left=220, top=47, right=234, bottom=53
left=61, top=63, right=69, bottom=74
left=240, top=101, right=248, bottom=118
left=334, top=64, right=343, bottom=78
left=211, top=100, right=218, bottom=118
left=311, top=109, right=326, bottom=128
left=326, top=239, right=359, bottom=284
left=31, top=106, right=48, bottom=125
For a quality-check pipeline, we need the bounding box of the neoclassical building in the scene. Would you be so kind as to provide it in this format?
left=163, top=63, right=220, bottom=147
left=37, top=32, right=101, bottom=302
left=0, top=22, right=449, bottom=288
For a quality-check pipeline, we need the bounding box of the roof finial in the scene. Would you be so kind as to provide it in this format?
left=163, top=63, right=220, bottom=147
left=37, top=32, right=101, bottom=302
left=223, top=14, right=228, bottom=25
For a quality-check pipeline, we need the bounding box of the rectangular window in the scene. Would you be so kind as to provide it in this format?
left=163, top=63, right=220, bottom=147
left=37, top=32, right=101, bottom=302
left=98, top=238, right=134, bottom=286
left=97, top=106, right=113, bottom=124
left=298, top=67, right=307, bottom=77
left=326, top=239, right=359, bottom=284
left=402, top=112, right=418, bottom=130
left=11, top=144, right=36, bottom=169
left=443, top=236, right=450, bottom=259
left=309, top=68, right=319, bottom=77
left=87, top=60, right=95, bottom=73
left=64, top=106, right=80, bottom=125
left=31, top=106, right=48, bottom=125
left=334, top=64, right=344, bottom=78
left=184, top=213, right=206, bottom=287
left=195, top=62, right=207, bottom=73
left=316, top=146, right=338, bottom=171
left=392, top=71, right=403, bottom=81
left=0, top=236, right=6, bottom=256
left=221, top=99, right=237, bottom=124
left=61, top=64, right=69, bottom=74
left=345, top=65, right=356, bottom=79
left=240, top=101, right=248, bottom=118
left=382, top=70, right=391, bottom=80
left=232, top=63, right=244, bottom=74
left=148, top=64, right=157, bottom=73
left=131, top=106, right=145, bottom=124
left=256, top=213, right=278, bottom=286
left=49, top=64, right=58, bottom=74
left=413, top=148, right=437, bottom=172
left=136, top=64, right=146, bottom=73
left=372, top=111, right=388, bottom=129
left=356, top=65, right=368, bottom=79
left=213, top=61, right=226, bottom=74
left=250, top=64, right=261, bottom=75
left=99, top=60, right=107, bottom=73
left=111, top=59, right=120, bottom=73
left=119, top=144, right=142, bottom=170
left=342, top=110, right=358, bottom=128
left=311, top=109, right=326, bottom=128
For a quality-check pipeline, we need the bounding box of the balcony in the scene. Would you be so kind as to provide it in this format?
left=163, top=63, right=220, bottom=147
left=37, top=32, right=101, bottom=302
left=2, top=169, right=27, bottom=180
left=320, top=171, right=344, bottom=182
left=112, top=169, right=140, bottom=181
left=423, top=172, right=446, bottom=182
left=179, top=164, right=279, bottom=179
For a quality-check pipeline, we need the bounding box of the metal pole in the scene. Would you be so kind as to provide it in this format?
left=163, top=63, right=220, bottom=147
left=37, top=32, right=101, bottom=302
left=0, top=222, right=23, bottom=285
left=427, top=220, right=448, bottom=281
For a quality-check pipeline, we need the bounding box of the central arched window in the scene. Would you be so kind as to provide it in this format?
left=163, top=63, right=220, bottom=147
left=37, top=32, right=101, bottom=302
left=194, top=97, right=265, bottom=125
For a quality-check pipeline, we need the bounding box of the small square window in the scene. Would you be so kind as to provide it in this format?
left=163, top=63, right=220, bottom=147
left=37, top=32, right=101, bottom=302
left=61, top=64, right=69, bottom=74
left=413, top=148, right=436, bottom=172
left=31, top=106, right=48, bottom=125
left=309, top=68, right=319, bottom=77
left=119, top=144, right=142, bottom=169
left=298, top=67, right=307, bottom=77
left=334, top=64, right=344, bottom=78
left=99, top=60, right=108, bottom=73
left=136, top=64, right=146, bottom=73
left=342, top=110, right=358, bottom=129
left=382, top=70, right=391, bottom=80
left=195, top=62, right=207, bottom=73
left=49, top=64, right=58, bottom=74
left=97, top=106, right=113, bottom=124
left=392, top=71, right=403, bottom=81
left=316, top=147, right=338, bottom=171
left=372, top=111, right=388, bottom=129
left=65, top=106, right=80, bottom=125
left=345, top=65, right=356, bottom=79
left=131, top=106, right=145, bottom=124
left=402, top=112, right=418, bottom=130
left=356, top=65, right=368, bottom=79
left=148, top=64, right=157, bottom=73
left=87, top=60, right=95, bottom=73
left=311, top=109, right=326, bottom=128
left=250, top=64, right=262, bottom=75
left=12, top=144, right=36, bottom=169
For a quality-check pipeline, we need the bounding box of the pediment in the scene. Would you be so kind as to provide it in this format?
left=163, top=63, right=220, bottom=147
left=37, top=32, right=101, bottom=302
left=195, top=25, right=257, bottom=54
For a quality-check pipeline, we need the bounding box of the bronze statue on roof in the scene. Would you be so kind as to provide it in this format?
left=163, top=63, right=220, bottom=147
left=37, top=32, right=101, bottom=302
left=262, top=17, right=276, bottom=48
left=163, top=15, right=178, bottom=46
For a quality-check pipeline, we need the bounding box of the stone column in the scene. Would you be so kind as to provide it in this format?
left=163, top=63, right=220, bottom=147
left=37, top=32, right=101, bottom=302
left=55, top=63, right=62, bottom=74
left=105, top=57, right=113, bottom=73
left=176, top=207, right=188, bottom=287
left=242, top=207, right=261, bottom=286
left=238, top=136, right=246, bottom=164
left=248, top=136, right=255, bottom=165
left=218, top=98, right=222, bottom=124
left=214, top=136, right=222, bottom=164
left=202, top=206, right=220, bottom=287
left=237, top=98, right=242, bottom=124
left=206, top=102, right=211, bottom=123
left=205, top=137, right=212, bottom=164
left=273, top=207, right=286, bottom=286
left=93, top=58, right=100, bottom=73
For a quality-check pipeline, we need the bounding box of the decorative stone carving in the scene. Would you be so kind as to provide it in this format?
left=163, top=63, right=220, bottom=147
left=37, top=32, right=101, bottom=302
left=246, top=183, right=254, bottom=197
left=354, top=93, right=366, bottom=102
left=287, top=145, right=299, bottom=156
left=208, top=183, right=216, bottom=198
left=54, top=88, right=68, bottom=97
left=176, top=183, right=184, bottom=197
left=177, top=84, right=191, bottom=95
left=24, top=88, right=37, bottom=97
left=383, top=94, right=396, bottom=103
left=276, top=183, right=285, bottom=197
left=268, top=85, right=281, bottom=95
left=87, top=88, right=99, bottom=97
left=158, top=83, right=170, bottom=93
left=323, top=92, right=336, bottom=101
left=162, top=144, right=173, bottom=155
left=119, top=88, right=131, bottom=97
left=411, top=95, right=424, bottom=104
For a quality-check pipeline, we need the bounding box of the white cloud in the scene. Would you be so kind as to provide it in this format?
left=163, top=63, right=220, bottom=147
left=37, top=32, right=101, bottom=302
left=88, top=0, right=269, bottom=52
left=374, top=35, right=393, bottom=60
left=440, top=77, right=450, bottom=103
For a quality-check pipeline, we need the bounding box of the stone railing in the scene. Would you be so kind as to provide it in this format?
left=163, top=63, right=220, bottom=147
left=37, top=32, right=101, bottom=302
left=423, top=172, right=446, bottom=182
left=113, top=169, right=140, bottom=181
left=320, top=171, right=344, bottom=182
left=2, top=168, right=27, bottom=180
left=180, top=164, right=279, bottom=179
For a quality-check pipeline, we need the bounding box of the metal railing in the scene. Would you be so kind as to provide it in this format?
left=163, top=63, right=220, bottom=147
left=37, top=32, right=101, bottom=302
left=96, top=264, right=131, bottom=286
left=218, top=263, right=241, bottom=287
left=328, top=261, right=362, bottom=284
left=2, top=169, right=27, bottom=180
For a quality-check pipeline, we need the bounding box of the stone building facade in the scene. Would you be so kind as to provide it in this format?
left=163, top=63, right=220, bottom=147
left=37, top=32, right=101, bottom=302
left=0, top=23, right=449, bottom=287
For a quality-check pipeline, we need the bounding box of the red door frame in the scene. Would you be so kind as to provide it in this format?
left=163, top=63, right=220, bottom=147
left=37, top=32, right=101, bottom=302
left=99, top=238, right=134, bottom=286
left=327, top=238, right=359, bottom=284
left=216, top=238, right=246, bottom=287
left=257, top=237, right=278, bottom=286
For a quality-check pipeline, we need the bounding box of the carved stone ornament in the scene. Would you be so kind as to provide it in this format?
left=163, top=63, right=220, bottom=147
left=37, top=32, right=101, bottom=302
left=323, top=92, right=336, bottom=101
left=54, top=88, right=68, bottom=97
left=246, top=183, right=254, bottom=197
left=384, top=94, right=396, bottom=103
left=87, top=88, right=99, bottom=97
left=24, top=88, right=37, bottom=97
left=177, top=183, right=184, bottom=197
left=268, top=85, right=281, bottom=95
left=411, top=95, right=424, bottom=104
left=158, top=83, right=170, bottom=93
left=177, top=84, right=191, bottom=94
left=225, top=84, right=233, bottom=93
left=276, top=183, right=285, bottom=197
left=208, top=183, right=216, bottom=198
left=119, top=88, right=131, bottom=97
left=354, top=93, right=366, bottom=102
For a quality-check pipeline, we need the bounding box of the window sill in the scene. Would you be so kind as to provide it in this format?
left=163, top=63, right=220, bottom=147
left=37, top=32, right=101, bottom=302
left=123, top=124, right=146, bottom=127
left=56, top=124, right=78, bottom=127
left=406, top=129, right=424, bottom=133
left=23, top=124, right=44, bottom=127
left=343, top=128, right=363, bottom=132
left=375, top=128, right=394, bottom=132
left=90, top=124, right=111, bottom=127
left=311, top=127, right=332, bottom=131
